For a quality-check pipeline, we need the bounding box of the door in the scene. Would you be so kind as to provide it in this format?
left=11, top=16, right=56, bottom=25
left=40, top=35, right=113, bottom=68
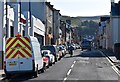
left=6, top=37, right=19, bottom=71
left=18, top=37, right=32, bottom=71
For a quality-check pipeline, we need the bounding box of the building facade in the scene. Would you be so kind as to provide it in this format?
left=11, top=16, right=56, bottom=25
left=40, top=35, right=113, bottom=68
left=21, top=2, right=54, bottom=45
left=23, top=11, right=45, bottom=46
left=53, top=9, right=61, bottom=45
left=111, top=1, right=120, bottom=50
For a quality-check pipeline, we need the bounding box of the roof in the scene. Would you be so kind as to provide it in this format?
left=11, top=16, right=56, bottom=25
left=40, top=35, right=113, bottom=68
left=111, top=2, right=120, bottom=16
left=45, top=2, right=54, bottom=10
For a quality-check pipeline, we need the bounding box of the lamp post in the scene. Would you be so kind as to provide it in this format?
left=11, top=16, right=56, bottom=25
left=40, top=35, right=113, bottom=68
left=70, top=27, right=72, bottom=44
left=68, top=25, right=72, bottom=44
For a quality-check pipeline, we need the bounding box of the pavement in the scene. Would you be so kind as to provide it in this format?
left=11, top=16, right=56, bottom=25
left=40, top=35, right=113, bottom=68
left=0, top=69, right=5, bottom=81
left=100, top=49, right=119, bottom=63
left=99, top=49, right=120, bottom=71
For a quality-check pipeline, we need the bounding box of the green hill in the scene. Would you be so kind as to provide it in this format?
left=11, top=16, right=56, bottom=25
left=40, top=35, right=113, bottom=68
left=61, top=15, right=100, bottom=37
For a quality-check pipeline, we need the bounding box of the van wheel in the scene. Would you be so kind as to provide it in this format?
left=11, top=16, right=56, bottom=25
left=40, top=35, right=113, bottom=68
left=34, top=65, right=38, bottom=77
left=6, top=73, right=11, bottom=78
left=34, top=71, right=38, bottom=78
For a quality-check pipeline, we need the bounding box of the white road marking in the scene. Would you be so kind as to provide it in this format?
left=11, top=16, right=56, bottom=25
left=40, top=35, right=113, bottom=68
left=73, top=61, right=76, bottom=64
left=67, top=69, right=72, bottom=76
left=63, top=77, right=67, bottom=81
left=63, top=60, right=76, bottom=81
left=71, top=64, right=74, bottom=68
left=99, top=50, right=120, bottom=76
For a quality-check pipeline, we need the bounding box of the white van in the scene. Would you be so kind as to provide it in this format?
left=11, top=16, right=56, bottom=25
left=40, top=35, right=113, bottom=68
left=4, top=36, right=44, bottom=77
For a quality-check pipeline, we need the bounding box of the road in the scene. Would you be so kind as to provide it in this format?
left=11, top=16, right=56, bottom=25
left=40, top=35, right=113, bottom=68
left=5, top=49, right=119, bottom=82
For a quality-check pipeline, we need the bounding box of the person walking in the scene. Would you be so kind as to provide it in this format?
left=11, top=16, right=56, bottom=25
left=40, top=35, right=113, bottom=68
left=68, top=45, right=74, bottom=57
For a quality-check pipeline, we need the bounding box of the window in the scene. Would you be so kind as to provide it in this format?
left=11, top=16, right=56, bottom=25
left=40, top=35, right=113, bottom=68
left=23, top=30, right=25, bottom=36
left=10, top=26, right=14, bottom=37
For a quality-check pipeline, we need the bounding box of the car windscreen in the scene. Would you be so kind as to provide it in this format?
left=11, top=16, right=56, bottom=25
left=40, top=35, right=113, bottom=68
left=42, top=51, right=48, bottom=56
left=41, top=46, right=55, bottom=53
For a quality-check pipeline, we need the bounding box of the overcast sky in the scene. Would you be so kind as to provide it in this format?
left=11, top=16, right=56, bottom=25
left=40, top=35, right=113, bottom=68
left=47, top=0, right=120, bottom=17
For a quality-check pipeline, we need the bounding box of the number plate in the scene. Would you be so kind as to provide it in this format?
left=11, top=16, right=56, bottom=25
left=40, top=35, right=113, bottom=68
left=9, top=62, right=17, bottom=66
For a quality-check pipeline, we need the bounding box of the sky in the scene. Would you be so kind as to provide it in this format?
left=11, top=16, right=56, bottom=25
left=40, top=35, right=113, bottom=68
left=47, top=0, right=120, bottom=17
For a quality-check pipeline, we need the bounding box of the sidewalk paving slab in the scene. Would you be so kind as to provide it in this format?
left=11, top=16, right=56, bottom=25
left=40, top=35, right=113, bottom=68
left=99, top=49, right=120, bottom=70
left=0, top=69, right=5, bottom=81
left=99, top=49, right=119, bottom=63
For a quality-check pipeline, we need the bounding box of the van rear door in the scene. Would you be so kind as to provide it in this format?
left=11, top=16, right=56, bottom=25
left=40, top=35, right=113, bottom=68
left=18, top=37, right=32, bottom=71
left=6, top=37, right=19, bottom=71
left=5, top=37, right=32, bottom=72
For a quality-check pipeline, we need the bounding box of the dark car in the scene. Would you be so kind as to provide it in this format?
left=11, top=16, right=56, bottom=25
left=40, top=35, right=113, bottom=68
left=41, top=45, right=59, bottom=62
left=81, top=40, right=91, bottom=51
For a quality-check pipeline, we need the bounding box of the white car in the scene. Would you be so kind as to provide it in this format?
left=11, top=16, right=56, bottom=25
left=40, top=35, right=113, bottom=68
left=58, top=45, right=66, bottom=57
left=42, top=50, right=55, bottom=65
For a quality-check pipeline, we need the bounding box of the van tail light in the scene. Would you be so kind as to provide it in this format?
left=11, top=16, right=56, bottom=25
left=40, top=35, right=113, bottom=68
left=4, top=61, right=6, bottom=69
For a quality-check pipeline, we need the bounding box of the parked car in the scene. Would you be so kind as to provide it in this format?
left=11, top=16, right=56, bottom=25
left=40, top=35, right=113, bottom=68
left=81, top=40, right=92, bottom=51
left=58, top=45, right=66, bottom=57
left=75, top=44, right=80, bottom=49
left=71, top=43, right=76, bottom=50
left=42, top=50, right=55, bottom=66
left=41, top=45, right=60, bottom=62
left=42, top=56, right=49, bottom=68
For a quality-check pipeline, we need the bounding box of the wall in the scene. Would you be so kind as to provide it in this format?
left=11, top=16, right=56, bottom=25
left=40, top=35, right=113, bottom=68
left=53, top=10, right=60, bottom=45
left=32, top=15, right=45, bottom=46
left=112, top=17, right=119, bottom=44
left=21, top=2, right=46, bottom=23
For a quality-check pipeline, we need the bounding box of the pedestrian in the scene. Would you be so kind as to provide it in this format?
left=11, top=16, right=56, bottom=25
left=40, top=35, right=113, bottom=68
left=68, top=45, right=74, bottom=57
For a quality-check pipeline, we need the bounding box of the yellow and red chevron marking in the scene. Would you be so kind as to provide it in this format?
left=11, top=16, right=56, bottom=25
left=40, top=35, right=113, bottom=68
left=6, top=37, right=32, bottom=59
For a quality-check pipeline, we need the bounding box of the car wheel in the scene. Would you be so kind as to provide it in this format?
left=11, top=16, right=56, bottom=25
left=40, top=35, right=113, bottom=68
left=81, top=48, right=83, bottom=51
left=47, top=63, right=49, bottom=68
left=41, top=63, right=46, bottom=73
left=53, top=61, right=55, bottom=64
left=49, top=62, right=52, bottom=66
left=55, top=57, right=58, bottom=62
